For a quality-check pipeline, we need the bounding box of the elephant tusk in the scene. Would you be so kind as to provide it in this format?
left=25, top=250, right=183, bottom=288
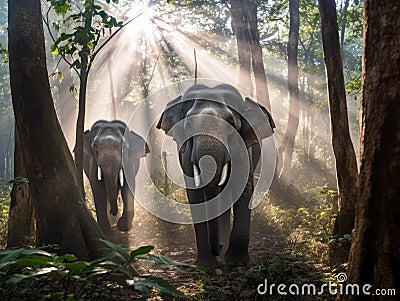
left=119, top=168, right=124, bottom=187
left=97, top=166, right=102, bottom=181
left=218, top=163, right=229, bottom=186
left=193, top=164, right=200, bottom=188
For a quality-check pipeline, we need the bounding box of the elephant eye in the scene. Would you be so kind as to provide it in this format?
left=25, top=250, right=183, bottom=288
left=92, top=143, right=98, bottom=153
left=227, top=116, right=235, bottom=126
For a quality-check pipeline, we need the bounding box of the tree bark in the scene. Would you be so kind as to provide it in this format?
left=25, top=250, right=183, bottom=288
left=318, top=0, right=358, bottom=237
left=278, top=0, right=300, bottom=179
left=230, top=0, right=253, bottom=96
left=341, top=1, right=400, bottom=299
left=8, top=0, right=106, bottom=260
left=74, top=0, right=94, bottom=196
left=246, top=0, right=271, bottom=111
left=7, top=126, right=34, bottom=248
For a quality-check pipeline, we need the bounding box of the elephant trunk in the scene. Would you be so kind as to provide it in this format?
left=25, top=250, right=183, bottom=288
left=102, top=165, right=120, bottom=216
left=192, top=135, right=229, bottom=256
left=191, top=135, right=229, bottom=187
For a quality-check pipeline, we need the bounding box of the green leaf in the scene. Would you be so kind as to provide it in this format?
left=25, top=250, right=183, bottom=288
left=54, top=3, right=70, bottom=15
left=343, top=234, right=352, bottom=240
left=15, top=255, right=53, bottom=267
left=6, top=267, right=57, bottom=284
left=65, top=261, right=90, bottom=274
left=137, top=253, right=204, bottom=271
left=135, top=276, right=185, bottom=297
left=57, top=254, right=78, bottom=262
left=129, top=246, right=154, bottom=261
left=99, top=239, right=129, bottom=262
left=57, top=71, right=64, bottom=83
left=133, top=279, right=152, bottom=298
left=50, top=44, right=59, bottom=55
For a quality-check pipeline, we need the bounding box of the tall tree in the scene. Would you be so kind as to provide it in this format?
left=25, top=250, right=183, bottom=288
left=278, top=0, right=300, bottom=179
left=8, top=0, right=105, bottom=260
left=318, top=0, right=358, bottom=237
left=230, top=0, right=271, bottom=111
left=230, top=0, right=253, bottom=95
left=46, top=0, right=122, bottom=194
left=342, top=1, right=400, bottom=299
left=246, top=0, right=271, bottom=111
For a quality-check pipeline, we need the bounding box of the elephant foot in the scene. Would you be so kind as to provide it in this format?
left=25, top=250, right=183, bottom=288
left=224, top=248, right=250, bottom=267
left=195, top=255, right=220, bottom=268
left=117, top=218, right=132, bottom=232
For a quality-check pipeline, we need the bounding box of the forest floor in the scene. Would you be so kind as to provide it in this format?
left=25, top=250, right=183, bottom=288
left=104, top=187, right=347, bottom=301
left=0, top=182, right=349, bottom=300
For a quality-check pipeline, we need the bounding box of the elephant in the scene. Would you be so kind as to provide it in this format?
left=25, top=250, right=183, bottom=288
left=156, top=84, right=275, bottom=267
left=83, top=120, right=149, bottom=235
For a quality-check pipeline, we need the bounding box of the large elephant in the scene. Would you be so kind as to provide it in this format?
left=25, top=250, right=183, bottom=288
left=157, top=84, right=275, bottom=266
left=83, top=120, right=149, bottom=235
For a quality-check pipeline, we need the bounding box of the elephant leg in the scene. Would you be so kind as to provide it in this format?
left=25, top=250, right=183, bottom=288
left=219, top=208, right=231, bottom=257
left=187, top=189, right=219, bottom=267
left=193, top=222, right=219, bottom=267
left=92, top=182, right=112, bottom=236
left=118, top=181, right=135, bottom=231
left=107, top=200, right=120, bottom=226
left=225, top=172, right=253, bottom=266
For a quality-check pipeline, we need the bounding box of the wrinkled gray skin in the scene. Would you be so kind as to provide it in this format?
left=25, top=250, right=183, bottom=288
left=84, top=120, right=149, bottom=235
left=157, top=84, right=275, bottom=267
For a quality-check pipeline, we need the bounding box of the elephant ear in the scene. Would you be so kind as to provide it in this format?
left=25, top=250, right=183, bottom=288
left=157, top=95, right=183, bottom=136
left=156, top=95, right=194, bottom=151
left=83, top=130, right=93, bottom=177
left=239, top=97, right=275, bottom=148
left=127, top=130, right=150, bottom=159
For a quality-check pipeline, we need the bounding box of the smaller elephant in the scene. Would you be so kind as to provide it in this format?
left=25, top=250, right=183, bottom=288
left=83, top=120, right=149, bottom=234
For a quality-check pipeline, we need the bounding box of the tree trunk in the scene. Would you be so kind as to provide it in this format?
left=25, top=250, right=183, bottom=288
left=230, top=0, right=253, bottom=95
left=246, top=0, right=271, bottom=111
left=341, top=1, right=400, bottom=299
left=318, top=0, right=358, bottom=237
left=9, top=0, right=107, bottom=260
left=74, top=0, right=94, bottom=196
left=74, top=65, right=88, bottom=196
left=7, top=126, right=34, bottom=248
left=278, top=0, right=300, bottom=180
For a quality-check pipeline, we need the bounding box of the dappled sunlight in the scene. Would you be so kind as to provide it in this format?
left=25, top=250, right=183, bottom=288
left=52, top=0, right=347, bottom=266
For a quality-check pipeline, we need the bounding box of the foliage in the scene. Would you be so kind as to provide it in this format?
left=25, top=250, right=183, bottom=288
left=0, top=239, right=201, bottom=299
left=0, top=184, right=11, bottom=248
left=0, top=42, right=7, bottom=63
left=46, top=0, right=123, bottom=77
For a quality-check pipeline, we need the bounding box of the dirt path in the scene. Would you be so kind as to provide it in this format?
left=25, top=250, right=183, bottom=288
left=112, top=206, right=283, bottom=268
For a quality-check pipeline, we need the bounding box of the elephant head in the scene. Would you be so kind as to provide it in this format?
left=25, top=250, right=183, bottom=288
left=157, top=84, right=275, bottom=188
left=157, top=84, right=275, bottom=261
left=83, top=120, right=149, bottom=233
